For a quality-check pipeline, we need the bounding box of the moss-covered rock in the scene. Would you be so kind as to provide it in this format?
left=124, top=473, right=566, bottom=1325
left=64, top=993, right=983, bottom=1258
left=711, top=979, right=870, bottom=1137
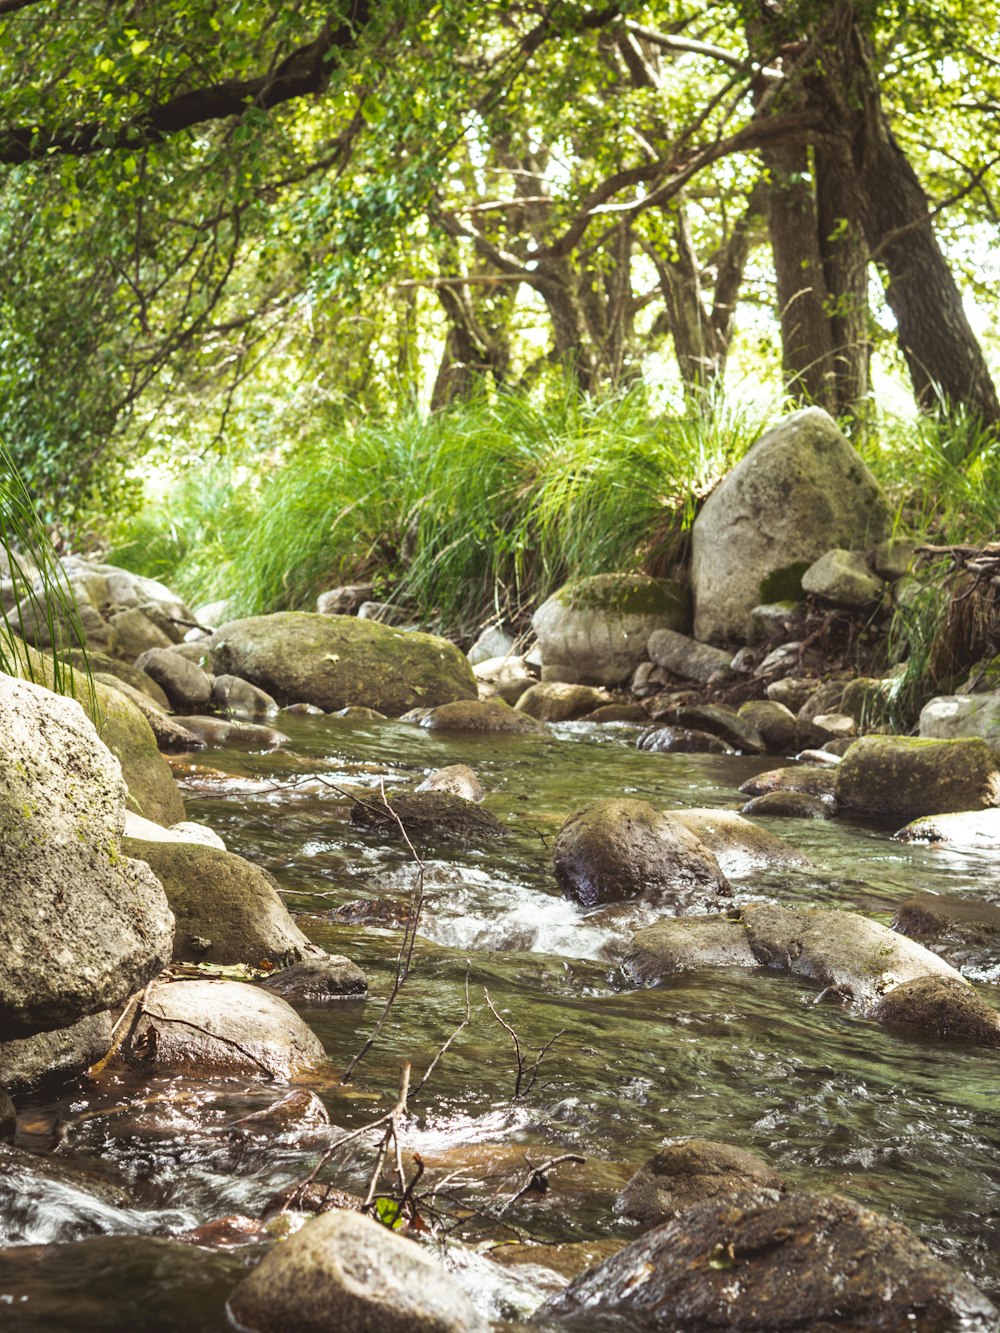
left=835, top=735, right=1000, bottom=821
left=210, top=612, right=476, bottom=715
left=665, top=808, right=811, bottom=876
left=410, top=697, right=547, bottom=734
left=737, top=700, right=799, bottom=755
left=532, top=573, right=690, bottom=686
left=618, top=1140, right=786, bottom=1228
left=515, top=681, right=609, bottom=721
left=738, top=765, right=838, bottom=803
left=872, top=975, right=1000, bottom=1046
left=122, top=838, right=311, bottom=968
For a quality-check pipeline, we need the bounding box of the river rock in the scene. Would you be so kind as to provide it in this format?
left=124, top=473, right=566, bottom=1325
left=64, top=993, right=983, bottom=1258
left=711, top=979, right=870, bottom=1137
left=227, top=1209, right=487, bottom=1333
left=93, top=672, right=202, bottom=753
left=919, top=692, right=1000, bottom=746
left=0, top=1092, right=13, bottom=1142
left=532, top=573, right=690, bottom=686
left=316, top=583, right=375, bottom=616
left=515, top=681, right=608, bottom=721
left=107, top=606, right=174, bottom=658
left=618, top=1140, right=785, bottom=1227
left=646, top=629, right=733, bottom=685
left=468, top=624, right=515, bottom=665
left=765, top=676, right=817, bottom=712
left=740, top=791, right=833, bottom=819
left=415, top=764, right=485, bottom=802
left=658, top=704, right=766, bottom=754
left=211, top=674, right=279, bottom=717
left=872, top=975, right=1000, bottom=1046
left=801, top=548, right=884, bottom=607
left=737, top=700, right=799, bottom=754
left=68, top=648, right=170, bottom=706
left=536, top=1191, right=998, bottom=1331
left=665, top=808, right=811, bottom=875
left=473, top=654, right=535, bottom=706
left=0, top=674, right=175, bottom=1039
left=0, top=1011, right=113, bottom=1093
left=261, top=954, right=368, bottom=1002
left=581, top=703, right=647, bottom=723
left=210, top=613, right=476, bottom=715
left=179, top=716, right=290, bottom=750
left=13, top=642, right=185, bottom=824
left=835, top=735, right=1000, bottom=821
left=409, top=697, right=547, bottom=734
left=135, top=646, right=213, bottom=710
left=121, top=838, right=312, bottom=968
left=552, top=799, right=729, bottom=910
left=637, top=726, right=733, bottom=754
left=737, top=765, right=838, bottom=802
left=124, top=811, right=226, bottom=849
left=893, top=807, right=1000, bottom=846
left=351, top=790, right=507, bottom=844
left=892, top=893, right=1000, bottom=972
left=690, top=408, right=889, bottom=644
left=624, top=904, right=964, bottom=1008
left=127, top=979, right=326, bottom=1079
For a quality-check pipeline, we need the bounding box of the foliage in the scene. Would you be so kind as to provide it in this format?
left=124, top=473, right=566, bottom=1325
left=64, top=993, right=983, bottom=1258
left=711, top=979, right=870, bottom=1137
left=109, top=383, right=768, bottom=638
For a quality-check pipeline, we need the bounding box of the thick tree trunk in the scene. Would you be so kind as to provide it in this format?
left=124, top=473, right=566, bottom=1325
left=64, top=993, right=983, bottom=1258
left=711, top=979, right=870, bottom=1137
left=815, top=139, right=871, bottom=416
left=536, top=257, right=597, bottom=392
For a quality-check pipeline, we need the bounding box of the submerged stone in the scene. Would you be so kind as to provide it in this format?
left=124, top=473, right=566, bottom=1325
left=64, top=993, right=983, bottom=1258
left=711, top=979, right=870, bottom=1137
left=618, top=1140, right=785, bottom=1228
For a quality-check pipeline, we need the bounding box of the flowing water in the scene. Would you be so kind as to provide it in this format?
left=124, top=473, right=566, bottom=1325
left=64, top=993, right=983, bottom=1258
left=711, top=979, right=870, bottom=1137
left=3, top=715, right=1000, bottom=1329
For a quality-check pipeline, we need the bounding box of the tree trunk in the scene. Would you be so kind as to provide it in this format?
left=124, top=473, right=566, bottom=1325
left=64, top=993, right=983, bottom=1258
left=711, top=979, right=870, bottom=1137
left=814, top=138, right=871, bottom=417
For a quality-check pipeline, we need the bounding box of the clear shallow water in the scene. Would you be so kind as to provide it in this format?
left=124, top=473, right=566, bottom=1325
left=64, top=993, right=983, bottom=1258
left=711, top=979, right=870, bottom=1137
left=4, top=715, right=1000, bottom=1329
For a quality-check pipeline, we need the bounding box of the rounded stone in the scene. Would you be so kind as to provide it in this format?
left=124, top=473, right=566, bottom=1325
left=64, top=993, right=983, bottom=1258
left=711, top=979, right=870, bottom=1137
left=619, top=1140, right=786, bottom=1227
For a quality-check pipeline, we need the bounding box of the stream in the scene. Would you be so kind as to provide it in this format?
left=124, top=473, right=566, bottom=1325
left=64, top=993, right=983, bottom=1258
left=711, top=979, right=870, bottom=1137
left=3, top=713, right=1000, bottom=1329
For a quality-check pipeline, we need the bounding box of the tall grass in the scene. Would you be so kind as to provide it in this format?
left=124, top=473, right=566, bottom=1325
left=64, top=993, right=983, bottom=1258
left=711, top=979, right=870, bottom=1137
left=110, top=385, right=768, bottom=639
left=1, top=439, right=90, bottom=695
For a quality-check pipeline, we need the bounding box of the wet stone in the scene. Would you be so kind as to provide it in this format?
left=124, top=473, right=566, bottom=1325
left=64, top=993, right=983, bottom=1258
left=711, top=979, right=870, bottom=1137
left=892, top=891, right=1000, bottom=975
left=260, top=952, right=369, bottom=1002
left=618, top=1139, right=786, bottom=1228
left=637, top=726, right=733, bottom=755
left=872, top=975, right=1000, bottom=1046
left=350, top=790, right=507, bottom=845
left=737, top=765, right=838, bottom=802
left=740, top=791, right=833, bottom=819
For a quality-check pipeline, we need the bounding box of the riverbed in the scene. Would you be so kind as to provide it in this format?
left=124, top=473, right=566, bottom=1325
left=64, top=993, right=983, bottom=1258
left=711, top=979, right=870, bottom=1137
left=3, top=714, right=999, bottom=1329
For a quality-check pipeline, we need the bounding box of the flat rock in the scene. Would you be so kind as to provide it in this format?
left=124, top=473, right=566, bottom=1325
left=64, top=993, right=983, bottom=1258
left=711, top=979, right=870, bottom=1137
left=126, top=979, right=326, bottom=1080
left=532, top=573, right=690, bottom=686
left=227, top=1210, right=488, bottom=1333
left=622, top=916, right=758, bottom=986
left=179, top=715, right=290, bottom=750
left=410, top=697, right=546, bottom=734
left=835, top=735, right=1000, bottom=821
left=618, top=1140, right=785, bottom=1228
left=0, top=675, right=174, bottom=1039
left=211, top=612, right=476, bottom=715
left=552, top=798, right=729, bottom=910
left=536, top=1191, right=997, bottom=1331
left=646, top=629, right=733, bottom=685
left=894, top=807, right=1000, bottom=846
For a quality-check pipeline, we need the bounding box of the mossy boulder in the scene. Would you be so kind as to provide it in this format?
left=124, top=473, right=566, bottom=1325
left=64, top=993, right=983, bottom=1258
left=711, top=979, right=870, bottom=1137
left=835, top=735, right=1000, bottom=821
left=872, top=975, right=1000, bottom=1047
left=514, top=681, right=609, bottom=721
left=210, top=612, right=476, bottom=715
left=409, top=697, right=547, bottom=734
left=737, top=700, right=799, bottom=755
left=532, top=573, right=690, bottom=686
left=690, top=407, right=889, bottom=644
left=738, top=765, right=838, bottom=803
left=121, top=837, right=311, bottom=967
left=552, top=798, right=729, bottom=910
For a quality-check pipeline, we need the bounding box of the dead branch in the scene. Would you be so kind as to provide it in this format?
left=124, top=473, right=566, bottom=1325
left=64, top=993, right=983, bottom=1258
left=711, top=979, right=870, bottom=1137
left=484, top=987, right=566, bottom=1098
left=497, top=1154, right=587, bottom=1214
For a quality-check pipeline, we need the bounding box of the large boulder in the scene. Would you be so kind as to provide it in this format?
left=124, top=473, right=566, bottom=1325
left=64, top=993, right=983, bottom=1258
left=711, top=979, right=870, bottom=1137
left=125, top=979, right=325, bottom=1079
left=0, top=675, right=174, bottom=1039
left=227, top=1209, right=487, bottom=1333
left=532, top=574, right=690, bottom=686
left=536, top=1191, right=998, bottom=1331
left=552, top=799, right=729, bottom=910
left=835, top=735, right=1000, bottom=821
left=210, top=613, right=476, bottom=715
left=690, top=408, right=889, bottom=644
left=120, top=837, right=312, bottom=967
left=618, top=1141, right=785, bottom=1228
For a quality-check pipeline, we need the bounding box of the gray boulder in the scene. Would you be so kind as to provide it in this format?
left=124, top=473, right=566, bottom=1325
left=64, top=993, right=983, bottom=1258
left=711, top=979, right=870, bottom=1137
left=126, top=979, right=326, bottom=1079
left=737, top=700, right=799, bottom=754
left=532, top=573, right=689, bottom=686
left=893, top=808, right=1000, bottom=846
left=227, top=1209, right=487, bottom=1333
left=637, top=726, right=733, bottom=755
left=261, top=954, right=368, bottom=1002
left=646, top=629, right=733, bottom=685
left=660, top=704, right=766, bottom=754
left=619, top=1140, right=785, bottom=1228
left=835, top=735, right=1000, bottom=821
left=920, top=692, right=1000, bottom=745
left=107, top=607, right=174, bottom=657
left=552, top=799, right=729, bottom=910
left=121, top=838, right=312, bottom=967
left=135, top=647, right=213, bottom=710
left=211, top=613, right=477, bottom=715
left=536, top=1191, right=997, bottom=1331
left=690, top=407, right=889, bottom=643
left=801, top=548, right=884, bottom=608
left=0, top=675, right=174, bottom=1039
